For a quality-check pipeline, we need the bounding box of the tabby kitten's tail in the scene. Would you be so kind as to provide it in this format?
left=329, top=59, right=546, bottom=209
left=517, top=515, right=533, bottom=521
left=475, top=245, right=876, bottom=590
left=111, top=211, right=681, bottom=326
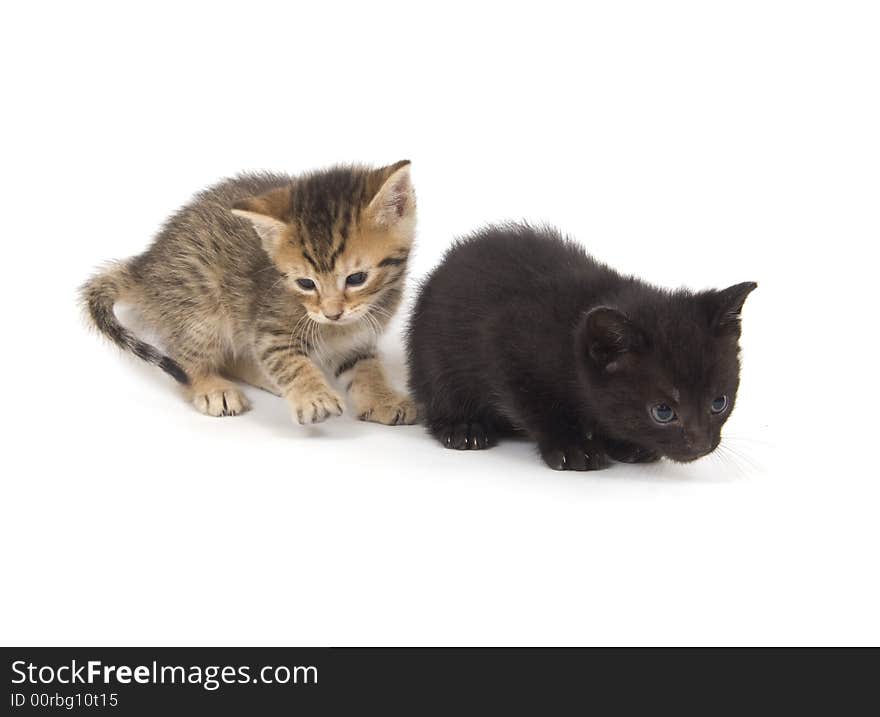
left=80, top=262, right=189, bottom=385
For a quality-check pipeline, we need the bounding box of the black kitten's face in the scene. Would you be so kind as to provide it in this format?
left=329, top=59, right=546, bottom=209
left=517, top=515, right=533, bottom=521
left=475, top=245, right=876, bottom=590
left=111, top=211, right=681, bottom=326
left=590, top=342, right=741, bottom=462
left=643, top=387, right=734, bottom=462
left=577, top=282, right=756, bottom=463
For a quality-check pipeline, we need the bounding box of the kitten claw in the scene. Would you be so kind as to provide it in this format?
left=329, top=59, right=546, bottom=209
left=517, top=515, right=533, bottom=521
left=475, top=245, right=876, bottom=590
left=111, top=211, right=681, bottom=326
left=540, top=441, right=608, bottom=471
left=358, top=395, right=419, bottom=426
left=288, top=386, right=344, bottom=425
left=438, top=421, right=492, bottom=450
left=192, top=385, right=250, bottom=417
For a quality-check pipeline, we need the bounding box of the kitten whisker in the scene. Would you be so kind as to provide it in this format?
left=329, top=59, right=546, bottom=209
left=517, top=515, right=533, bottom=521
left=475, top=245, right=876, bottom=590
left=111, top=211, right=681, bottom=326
left=361, top=312, right=379, bottom=348
left=714, top=443, right=756, bottom=478
left=718, top=440, right=764, bottom=473
left=255, top=263, right=282, bottom=275
left=267, top=276, right=287, bottom=293
left=312, top=319, right=329, bottom=365
left=307, top=319, right=319, bottom=363
left=366, top=311, right=383, bottom=342
left=722, top=434, right=773, bottom=447
left=287, top=312, right=310, bottom=358
left=369, top=304, right=395, bottom=320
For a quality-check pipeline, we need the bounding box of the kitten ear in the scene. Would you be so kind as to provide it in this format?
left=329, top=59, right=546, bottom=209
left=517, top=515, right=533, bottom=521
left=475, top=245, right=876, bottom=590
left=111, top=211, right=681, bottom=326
left=230, top=187, right=291, bottom=254
left=230, top=208, right=286, bottom=253
left=581, top=307, right=646, bottom=372
left=705, top=281, right=758, bottom=336
left=365, top=160, right=416, bottom=229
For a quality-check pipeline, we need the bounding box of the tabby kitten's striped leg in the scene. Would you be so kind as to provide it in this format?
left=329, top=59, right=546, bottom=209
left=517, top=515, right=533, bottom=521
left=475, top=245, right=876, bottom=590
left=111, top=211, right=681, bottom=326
left=336, top=353, right=418, bottom=425
left=256, top=334, right=343, bottom=425
left=174, top=343, right=250, bottom=417
left=225, top=354, right=281, bottom=396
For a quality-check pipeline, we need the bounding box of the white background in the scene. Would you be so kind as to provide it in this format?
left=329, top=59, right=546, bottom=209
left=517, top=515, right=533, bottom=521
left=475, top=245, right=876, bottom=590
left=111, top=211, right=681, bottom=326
left=2, top=1, right=878, bottom=646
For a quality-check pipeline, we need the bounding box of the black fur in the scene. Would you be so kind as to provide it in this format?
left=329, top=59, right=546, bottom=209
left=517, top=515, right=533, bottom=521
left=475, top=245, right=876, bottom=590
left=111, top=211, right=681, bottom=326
left=406, top=223, right=756, bottom=471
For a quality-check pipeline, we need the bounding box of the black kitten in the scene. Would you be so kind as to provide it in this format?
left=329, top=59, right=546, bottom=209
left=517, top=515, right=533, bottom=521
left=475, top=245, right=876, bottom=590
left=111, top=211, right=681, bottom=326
left=407, top=224, right=756, bottom=471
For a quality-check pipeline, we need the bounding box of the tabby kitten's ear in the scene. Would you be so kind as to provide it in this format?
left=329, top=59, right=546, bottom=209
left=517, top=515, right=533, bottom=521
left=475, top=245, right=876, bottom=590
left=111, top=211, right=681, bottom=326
left=365, top=160, right=416, bottom=231
left=231, top=186, right=291, bottom=254
left=703, top=281, right=758, bottom=337
left=581, top=306, right=647, bottom=373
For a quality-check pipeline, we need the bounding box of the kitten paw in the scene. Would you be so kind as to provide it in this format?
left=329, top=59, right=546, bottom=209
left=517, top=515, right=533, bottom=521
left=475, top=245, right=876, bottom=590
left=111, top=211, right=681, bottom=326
left=192, top=385, right=250, bottom=417
left=540, top=440, right=608, bottom=471
left=439, top=422, right=493, bottom=450
left=288, top=386, right=344, bottom=425
left=604, top=438, right=661, bottom=464
left=358, top=395, right=419, bottom=425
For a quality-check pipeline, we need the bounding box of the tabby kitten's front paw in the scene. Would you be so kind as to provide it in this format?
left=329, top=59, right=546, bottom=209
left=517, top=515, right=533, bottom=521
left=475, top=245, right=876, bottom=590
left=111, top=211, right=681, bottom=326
left=358, top=394, right=419, bottom=425
left=539, top=439, right=609, bottom=471
left=287, top=385, right=344, bottom=425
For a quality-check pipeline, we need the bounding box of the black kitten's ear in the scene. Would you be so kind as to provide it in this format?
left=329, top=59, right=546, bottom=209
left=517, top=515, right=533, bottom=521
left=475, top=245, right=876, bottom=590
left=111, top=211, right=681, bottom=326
left=706, top=281, right=758, bottom=336
left=581, top=307, right=646, bottom=371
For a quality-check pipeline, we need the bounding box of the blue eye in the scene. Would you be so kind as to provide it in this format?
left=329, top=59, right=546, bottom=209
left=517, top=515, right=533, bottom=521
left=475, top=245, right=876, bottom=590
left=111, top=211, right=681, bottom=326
left=651, top=404, right=676, bottom=424
left=296, top=278, right=316, bottom=290
left=346, top=272, right=367, bottom=287
left=711, top=395, right=729, bottom=414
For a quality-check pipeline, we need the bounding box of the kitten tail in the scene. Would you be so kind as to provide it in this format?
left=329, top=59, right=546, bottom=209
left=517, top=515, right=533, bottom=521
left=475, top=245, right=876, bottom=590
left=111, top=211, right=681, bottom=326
left=79, top=262, right=189, bottom=385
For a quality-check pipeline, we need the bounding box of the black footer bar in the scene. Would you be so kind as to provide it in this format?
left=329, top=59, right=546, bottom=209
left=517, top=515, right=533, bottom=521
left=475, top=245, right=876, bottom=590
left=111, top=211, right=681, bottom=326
left=2, top=647, right=877, bottom=713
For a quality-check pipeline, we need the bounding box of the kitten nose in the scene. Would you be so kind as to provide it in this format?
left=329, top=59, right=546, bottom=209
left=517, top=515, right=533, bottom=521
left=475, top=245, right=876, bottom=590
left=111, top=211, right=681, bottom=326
left=684, top=428, right=712, bottom=457
left=323, top=310, right=343, bottom=321
left=687, top=437, right=713, bottom=457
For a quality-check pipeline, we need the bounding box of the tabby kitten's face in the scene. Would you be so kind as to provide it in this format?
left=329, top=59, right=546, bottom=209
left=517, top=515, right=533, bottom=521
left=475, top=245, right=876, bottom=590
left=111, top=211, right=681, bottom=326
left=232, top=161, right=415, bottom=325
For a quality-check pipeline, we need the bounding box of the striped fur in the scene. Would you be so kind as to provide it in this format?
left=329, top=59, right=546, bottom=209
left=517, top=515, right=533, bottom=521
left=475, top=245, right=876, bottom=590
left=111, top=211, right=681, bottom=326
left=81, top=162, right=418, bottom=424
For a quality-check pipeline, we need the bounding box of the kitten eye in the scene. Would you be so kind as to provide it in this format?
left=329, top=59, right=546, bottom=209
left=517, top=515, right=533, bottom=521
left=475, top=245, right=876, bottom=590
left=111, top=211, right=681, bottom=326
left=651, top=404, right=676, bottom=424
left=710, top=395, right=729, bottom=414
left=346, top=272, right=368, bottom=287
left=296, top=278, right=316, bottom=291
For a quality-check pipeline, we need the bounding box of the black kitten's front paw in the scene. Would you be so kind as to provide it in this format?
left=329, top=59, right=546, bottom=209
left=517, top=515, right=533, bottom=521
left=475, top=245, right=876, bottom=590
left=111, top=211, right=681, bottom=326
left=439, top=422, right=493, bottom=450
left=539, top=439, right=609, bottom=471
left=604, top=438, right=661, bottom=464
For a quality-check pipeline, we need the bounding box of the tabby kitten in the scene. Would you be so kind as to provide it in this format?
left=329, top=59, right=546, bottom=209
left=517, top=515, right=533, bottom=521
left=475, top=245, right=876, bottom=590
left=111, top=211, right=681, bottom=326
left=407, top=223, right=756, bottom=470
left=82, top=161, right=418, bottom=425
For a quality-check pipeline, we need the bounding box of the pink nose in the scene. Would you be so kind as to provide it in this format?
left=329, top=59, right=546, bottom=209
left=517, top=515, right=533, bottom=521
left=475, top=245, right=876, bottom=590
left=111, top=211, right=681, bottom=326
left=324, top=310, right=343, bottom=321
